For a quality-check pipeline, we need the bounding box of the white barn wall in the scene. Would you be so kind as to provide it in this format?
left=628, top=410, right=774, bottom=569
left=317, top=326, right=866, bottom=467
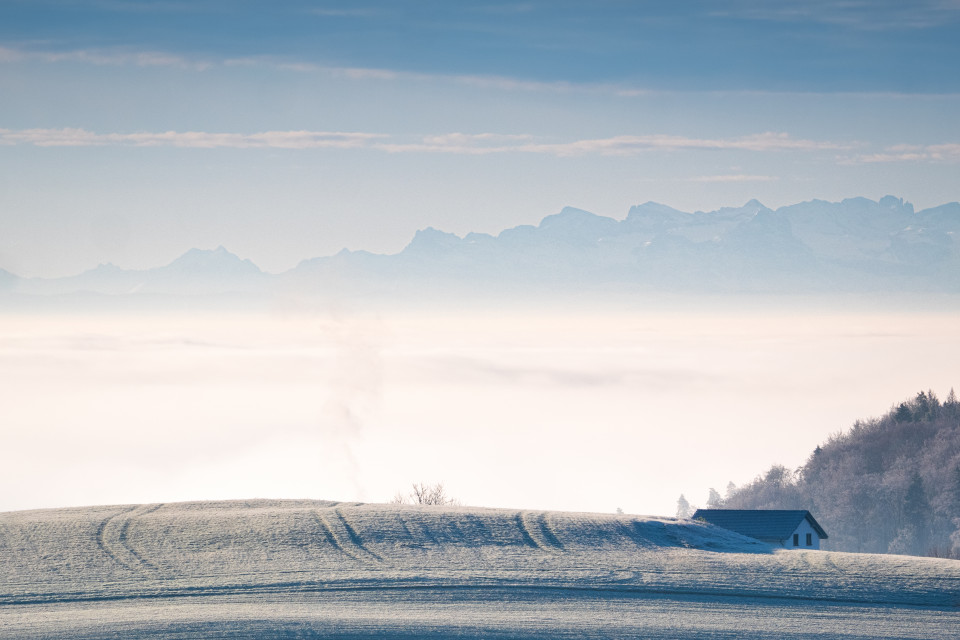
left=784, top=518, right=822, bottom=550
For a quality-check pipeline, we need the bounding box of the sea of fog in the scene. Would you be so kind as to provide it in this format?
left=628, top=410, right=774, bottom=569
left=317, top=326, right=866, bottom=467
left=1, top=300, right=958, bottom=516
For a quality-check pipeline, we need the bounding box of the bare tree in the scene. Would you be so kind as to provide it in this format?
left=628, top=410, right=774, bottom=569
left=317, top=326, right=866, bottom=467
left=392, top=482, right=459, bottom=506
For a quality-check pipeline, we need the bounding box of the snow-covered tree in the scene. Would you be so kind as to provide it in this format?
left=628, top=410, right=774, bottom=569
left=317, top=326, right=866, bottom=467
left=706, top=487, right=723, bottom=508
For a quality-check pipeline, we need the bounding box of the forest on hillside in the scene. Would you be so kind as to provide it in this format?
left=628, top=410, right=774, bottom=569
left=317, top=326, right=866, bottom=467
left=705, top=390, right=960, bottom=557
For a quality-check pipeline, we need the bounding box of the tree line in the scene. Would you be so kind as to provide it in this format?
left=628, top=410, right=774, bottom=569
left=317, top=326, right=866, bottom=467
left=694, top=389, right=960, bottom=557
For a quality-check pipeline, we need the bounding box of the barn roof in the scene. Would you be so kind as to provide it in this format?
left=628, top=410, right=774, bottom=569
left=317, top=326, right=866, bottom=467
left=691, top=509, right=828, bottom=542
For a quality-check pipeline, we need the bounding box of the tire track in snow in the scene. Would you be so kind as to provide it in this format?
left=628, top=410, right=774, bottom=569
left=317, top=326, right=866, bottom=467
left=538, top=513, right=564, bottom=551
left=118, top=503, right=164, bottom=572
left=335, top=508, right=386, bottom=563
left=315, top=512, right=360, bottom=562
left=94, top=506, right=134, bottom=571
left=396, top=513, right=439, bottom=549
left=315, top=509, right=385, bottom=565
left=95, top=504, right=163, bottom=575
left=516, top=512, right=563, bottom=553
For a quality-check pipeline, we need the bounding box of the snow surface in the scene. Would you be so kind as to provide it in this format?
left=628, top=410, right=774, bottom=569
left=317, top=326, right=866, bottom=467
left=1, top=500, right=958, bottom=638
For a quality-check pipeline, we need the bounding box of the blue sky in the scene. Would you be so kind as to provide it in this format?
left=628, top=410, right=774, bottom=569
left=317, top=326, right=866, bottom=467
left=4, top=0, right=959, bottom=91
left=1, top=0, right=959, bottom=276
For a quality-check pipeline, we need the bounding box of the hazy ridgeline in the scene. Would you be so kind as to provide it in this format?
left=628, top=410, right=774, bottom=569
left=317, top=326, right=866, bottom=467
left=718, top=390, right=960, bottom=557
left=3, top=196, right=959, bottom=298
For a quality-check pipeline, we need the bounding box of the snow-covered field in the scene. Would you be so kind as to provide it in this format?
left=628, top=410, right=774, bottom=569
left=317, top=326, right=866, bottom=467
left=2, top=500, right=958, bottom=638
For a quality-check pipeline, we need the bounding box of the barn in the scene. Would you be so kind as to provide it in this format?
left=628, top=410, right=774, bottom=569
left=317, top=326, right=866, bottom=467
left=692, top=509, right=829, bottom=549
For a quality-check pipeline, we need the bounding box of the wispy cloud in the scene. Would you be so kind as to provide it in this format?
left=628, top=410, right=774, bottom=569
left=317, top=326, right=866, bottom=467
left=375, top=132, right=536, bottom=154
left=379, top=132, right=850, bottom=156
left=221, top=55, right=647, bottom=96
left=0, top=45, right=212, bottom=70
left=467, top=3, right=538, bottom=16
left=713, top=0, right=960, bottom=31
left=686, top=174, right=780, bottom=183
left=0, top=45, right=713, bottom=100
left=0, top=127, right=852, bottom=157
left=844, top=143, right=960, bottom=163
left=3, top=44, right=954, bottom=100
left=310, top=8, right=389, bottom=18
left=527, top=132, right=850, bottom=155
left=0, top=128, right=384, bottom=149
left=1, top=44, right=599, bottom=93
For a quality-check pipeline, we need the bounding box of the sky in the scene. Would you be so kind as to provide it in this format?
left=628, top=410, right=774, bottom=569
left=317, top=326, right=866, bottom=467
left=1, top=2, right=960, bottom=516
left=1, top=0, right=959, bottom=277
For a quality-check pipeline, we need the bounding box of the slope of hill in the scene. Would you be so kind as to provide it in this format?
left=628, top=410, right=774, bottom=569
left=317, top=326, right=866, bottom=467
left=1, top=500, right=958, bottom=638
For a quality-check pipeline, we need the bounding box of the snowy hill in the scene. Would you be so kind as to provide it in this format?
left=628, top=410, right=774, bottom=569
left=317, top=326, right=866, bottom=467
left=1, top=500, right=958, bottom=638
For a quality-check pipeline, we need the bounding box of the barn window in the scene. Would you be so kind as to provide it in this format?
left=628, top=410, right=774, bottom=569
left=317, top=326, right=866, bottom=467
left=806, top=533, right=812, bottom=546
left=793, top=533, right=799, bottom=546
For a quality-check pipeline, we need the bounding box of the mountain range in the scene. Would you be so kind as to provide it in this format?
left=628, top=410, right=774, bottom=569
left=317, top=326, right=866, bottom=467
left=3, top=196, right=959, bottom=298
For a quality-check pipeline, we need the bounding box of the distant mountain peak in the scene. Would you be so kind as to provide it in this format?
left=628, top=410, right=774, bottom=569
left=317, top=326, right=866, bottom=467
left=555, top=205, right=596, bottom=217
left=163, top=246, right=262, bottom=275
left=178, top=245, right=230, bottom=258
left=540, top=206, right=617, bottom=227
left=403, top=227, right=463, bottom=254
left=878, top=194, right=915, bottom=214
left=623, top=202, right=689, bottom=229
left=631, top=201, right=685, bottom=215
left=91, top=262, right=122, bottom=272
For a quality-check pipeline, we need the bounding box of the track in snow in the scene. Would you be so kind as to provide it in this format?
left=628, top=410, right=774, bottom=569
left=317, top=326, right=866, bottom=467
left=315, top=507, right=386, bottom=566
left=96, top=503, right=163, bottom=575
left=516, top=511, right=564, bottom=553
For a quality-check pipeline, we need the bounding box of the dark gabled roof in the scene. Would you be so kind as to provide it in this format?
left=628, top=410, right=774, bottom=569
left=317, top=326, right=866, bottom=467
left=691, top=509, right=828, bottom=542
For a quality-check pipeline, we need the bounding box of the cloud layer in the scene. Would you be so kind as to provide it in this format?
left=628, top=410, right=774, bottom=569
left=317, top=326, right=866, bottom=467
left=11, top=127, right=955, bottom=165
left=0, top=128, right=856, bottom=157
left=0, top=128, right=382, bottom=149
left=851, top=143, right=960, bottom=164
